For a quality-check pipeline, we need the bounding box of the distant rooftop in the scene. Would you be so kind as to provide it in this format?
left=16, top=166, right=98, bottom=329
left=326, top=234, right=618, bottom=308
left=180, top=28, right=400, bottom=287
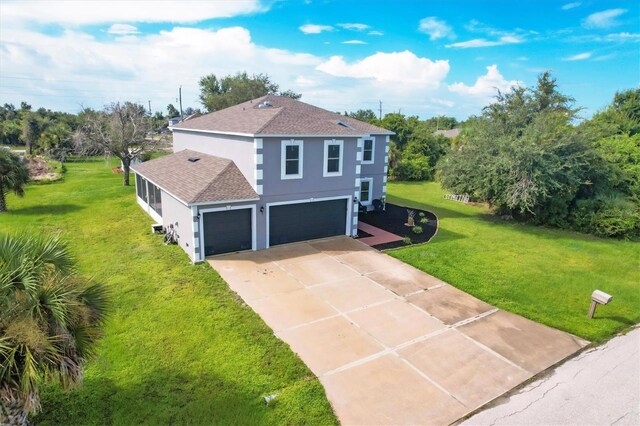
left=171, top=95, right=394, bottom=136
left=433, top=128, right=461, bottom=138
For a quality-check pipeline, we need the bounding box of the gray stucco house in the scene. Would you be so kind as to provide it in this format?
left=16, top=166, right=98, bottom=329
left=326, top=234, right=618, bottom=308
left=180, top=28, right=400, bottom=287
left=132, top=95, right=393, bottom=262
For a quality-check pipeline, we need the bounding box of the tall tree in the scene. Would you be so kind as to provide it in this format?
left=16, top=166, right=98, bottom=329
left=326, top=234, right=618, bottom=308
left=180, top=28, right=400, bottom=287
left=0, top=233, right=108, bottom=426
left=346, top=109, right=378, bottom=124
left=166, top=104, right=179, bottom=118
left=198, top=71, right=300, bottom=112
left=74, top=102, right=154, bottom=186
left=439, top=72, right=590, bottom=224
left=0, top=150, right=29, bottom=212
left=20, top=113, right=41, bottom=156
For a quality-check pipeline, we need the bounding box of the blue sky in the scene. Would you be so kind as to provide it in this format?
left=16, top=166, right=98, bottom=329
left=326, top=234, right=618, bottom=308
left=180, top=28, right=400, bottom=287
left=0, top=0, right=638, bottom=120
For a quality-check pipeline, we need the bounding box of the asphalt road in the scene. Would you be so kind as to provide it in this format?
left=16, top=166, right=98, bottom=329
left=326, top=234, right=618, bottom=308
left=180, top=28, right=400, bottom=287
left=462, top=327, right=640, bottom=426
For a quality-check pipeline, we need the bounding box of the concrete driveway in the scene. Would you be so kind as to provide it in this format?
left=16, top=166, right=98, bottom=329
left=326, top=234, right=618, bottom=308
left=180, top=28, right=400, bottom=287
left=209, top=236, right=588, bottom=425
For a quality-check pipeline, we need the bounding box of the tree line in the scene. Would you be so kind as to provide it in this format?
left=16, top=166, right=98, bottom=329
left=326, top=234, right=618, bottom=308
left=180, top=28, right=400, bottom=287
left=438, top=74, right=638, bottom=239
left=2, top=71, right=637, bottom=238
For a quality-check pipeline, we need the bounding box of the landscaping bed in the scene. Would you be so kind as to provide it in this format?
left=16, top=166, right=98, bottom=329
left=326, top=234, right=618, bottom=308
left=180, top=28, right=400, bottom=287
left=358, top=203, right=438, bottom=250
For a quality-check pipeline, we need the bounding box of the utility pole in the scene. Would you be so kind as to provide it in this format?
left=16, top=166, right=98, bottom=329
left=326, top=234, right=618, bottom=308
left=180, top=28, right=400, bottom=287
left=148, top=100, right=152, bottom=116
left=179, top=86, right=184, bottom=120
left=378, top=100, right=382, bottom=120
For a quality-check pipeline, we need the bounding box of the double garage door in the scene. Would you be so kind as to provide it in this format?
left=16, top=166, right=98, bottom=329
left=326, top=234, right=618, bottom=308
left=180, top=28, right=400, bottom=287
left=269, top=199, right=348, bottom=247
left=202, top=199, right=348, bottom=256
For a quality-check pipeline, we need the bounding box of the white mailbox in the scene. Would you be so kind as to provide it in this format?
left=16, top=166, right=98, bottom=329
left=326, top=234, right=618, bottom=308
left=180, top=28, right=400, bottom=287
left=588, top=290, right=613, bottom=318
left=592, top=290, right=613, bottom=305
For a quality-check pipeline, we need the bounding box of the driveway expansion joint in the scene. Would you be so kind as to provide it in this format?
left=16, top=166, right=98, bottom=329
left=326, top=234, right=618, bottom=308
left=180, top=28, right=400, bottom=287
left=208, top=237, right=587, bottom=426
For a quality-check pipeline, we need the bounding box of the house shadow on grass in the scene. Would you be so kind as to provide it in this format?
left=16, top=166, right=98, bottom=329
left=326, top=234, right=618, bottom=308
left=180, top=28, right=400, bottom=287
left=33, top=369, right=280, bottom=425
left=9, top=204, right=84, bottom=216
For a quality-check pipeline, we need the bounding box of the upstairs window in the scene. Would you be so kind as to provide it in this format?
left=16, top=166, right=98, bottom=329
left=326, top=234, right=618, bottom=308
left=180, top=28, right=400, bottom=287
left=281, top=140, right=303, bottom=179
left=362, top=139, right=374, bottom=164
left=323, top=139, right=343, bottom=177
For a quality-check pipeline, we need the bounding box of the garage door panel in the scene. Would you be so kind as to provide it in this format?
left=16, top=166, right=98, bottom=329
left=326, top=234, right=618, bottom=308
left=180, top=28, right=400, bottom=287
left=204, top=208, right=252, bottom=255
left=270, top=199, right=347, bottom=246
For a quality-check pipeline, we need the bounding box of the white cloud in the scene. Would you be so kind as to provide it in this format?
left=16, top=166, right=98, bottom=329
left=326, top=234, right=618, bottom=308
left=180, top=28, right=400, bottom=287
left=299, top=24, right=334, bottom=34
left=0, top=23, right=492, bottom=120
left=565, top=32, right=640, bottom=43
left=368, top=30, right=384, bottom=36
left=592, top=53, right=616, bottom=61
left=604, top=32, right=640, bottom=42
left=418, top=17, right=454, bottom=40
left=0, top=0, right=263, bottom=24
left=0, top=26, right=321, bottom=112
left=583, top=9, right=627, bottom=29
left=294, top=76, right=317, bottom=87
left=316, top=50, right=450, bottom=88
left=561, top=2, right=581, bottom=10
left=449, top=65, right=522, bottom=98
left=430, top=98, right=455, bottom=108
left=517, top=56, right=528, bottom=61
left=342, top=40, right=367, bottom=45
left=337, top=23, right=370, bottom=31
left=107, top=24, right=139, bottom=35
left=563, top=52, right=592, bottom=61
left=446, top=35, right=523, bottom=48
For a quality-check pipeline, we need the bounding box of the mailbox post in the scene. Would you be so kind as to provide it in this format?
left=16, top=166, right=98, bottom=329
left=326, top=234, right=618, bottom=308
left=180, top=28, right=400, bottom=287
left=588, top=290, right=613, bottom=319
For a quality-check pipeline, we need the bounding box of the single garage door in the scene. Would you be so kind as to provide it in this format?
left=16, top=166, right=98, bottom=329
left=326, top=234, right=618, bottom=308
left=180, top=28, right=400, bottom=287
left=203, top=208, right=252, bottom=256
left=269, top=199, right=348, bottom=246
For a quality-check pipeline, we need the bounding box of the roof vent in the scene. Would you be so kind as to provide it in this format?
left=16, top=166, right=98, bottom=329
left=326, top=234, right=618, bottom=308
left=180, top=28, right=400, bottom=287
left=188, top=157, right=200, bottom=162
left=258, top=101, right=273, bottom=108
left=335, top=120, right=355, bottom=130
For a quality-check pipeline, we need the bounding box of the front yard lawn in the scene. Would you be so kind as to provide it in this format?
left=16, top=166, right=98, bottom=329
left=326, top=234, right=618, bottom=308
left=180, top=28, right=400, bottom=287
left=387, top=181, right=640, bottom=343
left=1, top=159, right=337, bottom=425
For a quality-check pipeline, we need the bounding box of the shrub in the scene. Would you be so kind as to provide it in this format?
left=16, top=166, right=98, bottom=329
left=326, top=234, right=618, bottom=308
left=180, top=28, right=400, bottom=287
left=402, top=236, right=412, bottom=244
left=571, top=194, right=640, bottom=239
left=420, top=217, right=429, bottom=224
left=394, top=156, right=432, bottom=181
left=412, top=225, right=423, bottom=234
left=418, top=211, right=426, bottom=217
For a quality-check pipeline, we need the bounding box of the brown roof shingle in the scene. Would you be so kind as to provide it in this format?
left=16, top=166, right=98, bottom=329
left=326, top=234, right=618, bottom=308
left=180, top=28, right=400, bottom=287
left=131, top=150, right=258, bottom=205
left=172, top=95, right=393, bottom=136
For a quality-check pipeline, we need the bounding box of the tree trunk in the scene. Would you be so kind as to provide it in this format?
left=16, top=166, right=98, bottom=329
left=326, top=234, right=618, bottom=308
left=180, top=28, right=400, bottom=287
left=0, top=399, right=31, bottom=426
left=0, top=188, right=7, bottom=213
left=122, top=157, right=131, bottom=186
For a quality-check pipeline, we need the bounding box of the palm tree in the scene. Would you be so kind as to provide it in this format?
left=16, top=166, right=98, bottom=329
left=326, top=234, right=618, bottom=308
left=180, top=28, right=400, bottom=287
left=0, top=233, right=108, bottom=425
left=0, top=149, right=29, bottom=212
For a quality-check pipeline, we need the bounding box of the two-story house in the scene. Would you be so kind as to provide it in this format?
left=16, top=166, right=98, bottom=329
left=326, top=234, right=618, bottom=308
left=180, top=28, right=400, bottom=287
left=132, top=95, right=393, bottom=262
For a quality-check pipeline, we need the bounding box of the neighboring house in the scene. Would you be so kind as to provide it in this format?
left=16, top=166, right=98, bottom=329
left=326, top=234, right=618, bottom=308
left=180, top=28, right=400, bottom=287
left=433, top=128, right=461, bottom=138
left=167, top=113, right=200, bottom=128
left=132, top=95, right=393, bottom=262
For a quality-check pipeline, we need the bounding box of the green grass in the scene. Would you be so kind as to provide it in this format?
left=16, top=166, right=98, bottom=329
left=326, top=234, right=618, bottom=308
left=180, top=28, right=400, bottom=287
left=1, top=159, right=337, bottom=425
left=387, top=181, right=640, bottom=343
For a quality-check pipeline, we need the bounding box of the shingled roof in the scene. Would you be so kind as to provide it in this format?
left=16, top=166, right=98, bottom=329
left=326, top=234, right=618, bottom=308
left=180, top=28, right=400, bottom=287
left=171, top=95, right=393, bottom=136
left=131, top=150, right=258, bottom=205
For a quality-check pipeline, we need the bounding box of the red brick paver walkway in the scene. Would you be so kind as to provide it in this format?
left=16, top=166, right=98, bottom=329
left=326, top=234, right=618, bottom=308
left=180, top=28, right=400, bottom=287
left=358, top=222, right=404, bottom=246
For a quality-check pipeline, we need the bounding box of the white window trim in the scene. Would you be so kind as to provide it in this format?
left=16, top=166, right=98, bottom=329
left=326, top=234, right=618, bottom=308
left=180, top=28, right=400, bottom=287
left=280, top=139, right=303, bottom=180
left=360, top=178, right=373, bottom=206
left=362, top=138, right=375, bottom=165
left=323, top=139, right=343, bottom=177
